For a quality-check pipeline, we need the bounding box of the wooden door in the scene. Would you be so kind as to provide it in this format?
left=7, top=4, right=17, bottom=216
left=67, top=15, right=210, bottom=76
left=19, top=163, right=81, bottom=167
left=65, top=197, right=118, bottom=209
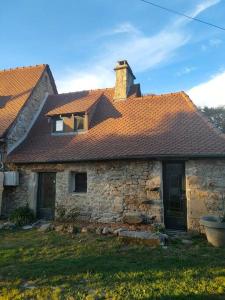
left=37, top=172, right=56, bottom=220
left=163, top=162, right=187, bottom=230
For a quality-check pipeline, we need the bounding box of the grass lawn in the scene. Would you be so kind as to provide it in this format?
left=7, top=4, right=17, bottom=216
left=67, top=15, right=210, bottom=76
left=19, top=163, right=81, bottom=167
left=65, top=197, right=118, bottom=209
left=0, top=229, right=225, bottom=300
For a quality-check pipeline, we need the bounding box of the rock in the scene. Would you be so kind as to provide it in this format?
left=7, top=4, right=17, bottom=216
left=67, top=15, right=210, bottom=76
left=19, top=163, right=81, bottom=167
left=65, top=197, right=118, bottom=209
left=22, top=281, right=36, bottom=289
left=2, top=222, right=16, bottom=230
left=22, top=225, right=33, bottom=230
left=81, top=227, right=88, bottom=233
left=113, top=228, right=126, bottom=236
left=0, top=224, right=4, bottom=230
left=97, top=217, right=115, bottom=223
left=32, top=220, right=47, bottom=228
left=181, top=239, right=193, bottom=245
left=118, top=230, right=166, bottom=246
left=38, top=223, right=52, bottom=232
left=160, top=233, right=169, bottom=241
left=96, top=227, right=102, bottom=235
left=67, top=224, right=78, bottom=234
left=123, top=213, right=144, bottom=225
left=146, top=176, right=160, bottom=190
left=102, top=227, right=111, bottom=235
left=54, top=224, right=64, bottom=232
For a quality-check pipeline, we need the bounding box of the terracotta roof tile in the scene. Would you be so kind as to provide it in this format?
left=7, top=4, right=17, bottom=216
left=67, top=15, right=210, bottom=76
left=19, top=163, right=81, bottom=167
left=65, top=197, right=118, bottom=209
left=46, top=90, right=104, bottom=116
left=8, top=88, right=225, bottom=163
left=0, top=64, right=47, bottom=137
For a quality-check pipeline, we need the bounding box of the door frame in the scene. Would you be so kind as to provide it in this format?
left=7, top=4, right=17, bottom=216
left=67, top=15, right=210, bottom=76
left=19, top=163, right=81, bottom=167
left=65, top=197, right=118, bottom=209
left=37, top=172, right=56, bottom=220
left=162, top=161, right=187, bottom=231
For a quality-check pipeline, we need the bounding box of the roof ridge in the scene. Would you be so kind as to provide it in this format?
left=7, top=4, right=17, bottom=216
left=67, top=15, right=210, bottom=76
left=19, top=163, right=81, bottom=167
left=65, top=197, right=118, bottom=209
left=142, top=91, right=183, bottom=98
left=0, top=64, right=47, bottom=73
left=57, top=87, right=114, bottom=96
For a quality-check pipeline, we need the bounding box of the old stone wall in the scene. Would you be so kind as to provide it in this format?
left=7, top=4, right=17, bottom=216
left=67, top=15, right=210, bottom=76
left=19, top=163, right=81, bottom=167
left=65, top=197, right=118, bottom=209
left=186, top=160, right=225, bottom=231
left=1, top=160, right=163, bottom=225
left=3, top=159, right=225, bottom=231
left=2, top=169, right=33, bottom=216
left=56, top=160, right=162, bottom=224
left=0, top=172, right=4, bottom=216
left=6, top=70, right=55, bottom=153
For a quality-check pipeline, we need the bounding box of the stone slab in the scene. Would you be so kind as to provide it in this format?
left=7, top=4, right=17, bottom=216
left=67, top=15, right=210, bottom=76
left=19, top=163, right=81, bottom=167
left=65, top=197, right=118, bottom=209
left=118, top=230, right=165, bottom=246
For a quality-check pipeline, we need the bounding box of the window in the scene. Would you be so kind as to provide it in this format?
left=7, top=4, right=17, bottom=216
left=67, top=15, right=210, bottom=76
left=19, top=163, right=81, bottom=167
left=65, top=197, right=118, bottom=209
left=71, top=172, right=87, bottom=193
left=74, top=115, right=85, bottom=131
left=54, top=118, right=64, bottom=132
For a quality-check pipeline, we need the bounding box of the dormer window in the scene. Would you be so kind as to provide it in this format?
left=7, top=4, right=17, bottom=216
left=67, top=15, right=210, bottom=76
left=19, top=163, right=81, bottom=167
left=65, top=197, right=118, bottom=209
left=52, top=114, right=87, bottom=134
left=74, top=115, right=85, bottom=131
left=54, top=117, right=64, bottom=132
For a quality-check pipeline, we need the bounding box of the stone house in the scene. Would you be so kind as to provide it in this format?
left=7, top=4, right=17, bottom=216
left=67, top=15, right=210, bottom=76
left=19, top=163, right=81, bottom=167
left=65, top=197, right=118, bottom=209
left=1, top=60, right=225, bottom=232
left=0, top=64, right=57, bottom=215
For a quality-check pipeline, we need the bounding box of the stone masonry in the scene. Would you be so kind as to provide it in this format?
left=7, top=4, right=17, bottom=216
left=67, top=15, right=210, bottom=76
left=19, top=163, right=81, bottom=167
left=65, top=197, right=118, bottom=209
left=186, top=159, right=225, bottom=231
left=2, top=159, right=225, bottom=232
left=6, top=70, right=55, bottom=154
left=2, top=160, right=163, bottom=225
left=0, top=172, right=4, bottom=216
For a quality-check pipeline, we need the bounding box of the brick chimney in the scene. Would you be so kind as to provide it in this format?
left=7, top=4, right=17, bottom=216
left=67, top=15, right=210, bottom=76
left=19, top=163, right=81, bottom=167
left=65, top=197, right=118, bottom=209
left=113, top=60, right=136, bottom=101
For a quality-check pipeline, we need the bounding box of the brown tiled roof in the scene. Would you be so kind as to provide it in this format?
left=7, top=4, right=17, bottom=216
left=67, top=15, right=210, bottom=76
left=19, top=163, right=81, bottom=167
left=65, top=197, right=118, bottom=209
left=46, top=90, right=104, bottom=116
left=8, top=89, right=225, bottom=163
left=0, top=64, right=56, bottom=138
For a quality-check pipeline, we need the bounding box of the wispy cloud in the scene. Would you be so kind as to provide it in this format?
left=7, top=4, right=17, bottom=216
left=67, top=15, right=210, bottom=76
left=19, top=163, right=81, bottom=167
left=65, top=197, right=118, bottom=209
left=112, top=22, right=140, bottom=35
left=187, top=70, right=225, bottom=107
left=191, top=0, right=220, bottom=17
left=201, top=38, right=223, bottom=51
left=176, top=66, right=196, bottom=77
left=57, top=0, right=221, bottom=93
left=173, top=0, right=220, bottom=28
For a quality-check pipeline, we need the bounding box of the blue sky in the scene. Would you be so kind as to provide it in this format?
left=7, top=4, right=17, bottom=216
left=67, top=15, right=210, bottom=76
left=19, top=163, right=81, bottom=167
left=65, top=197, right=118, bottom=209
left=1, top=0, right=225, bottom=106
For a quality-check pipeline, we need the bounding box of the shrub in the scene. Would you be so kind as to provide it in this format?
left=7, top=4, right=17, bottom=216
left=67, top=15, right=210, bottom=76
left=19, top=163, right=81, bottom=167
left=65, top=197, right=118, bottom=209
left=9, top=205, right=35, bottom=226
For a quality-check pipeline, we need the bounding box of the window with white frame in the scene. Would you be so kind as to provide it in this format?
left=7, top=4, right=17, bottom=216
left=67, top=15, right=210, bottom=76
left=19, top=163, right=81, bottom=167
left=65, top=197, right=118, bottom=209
left=54, top=118, right=64, bottom=132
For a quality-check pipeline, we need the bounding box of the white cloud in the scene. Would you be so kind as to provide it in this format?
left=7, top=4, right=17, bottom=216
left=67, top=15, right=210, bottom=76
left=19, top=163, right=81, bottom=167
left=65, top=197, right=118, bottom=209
left=201, top=38, right=222, bottom=52
left=176, top=66, right=196, bottom=77
left=57, top=0, right=221, bottom=93
left=187, top=71, right=225, bottom=107
left=112, top=22, right=140, bottom=35
left=57, top=27, right=188, bottom=92
left=172, top=0, right=221, bottom=27
left=57, top=66, right=114, bottom=92
left=191, top=0, right=220, bottom=17
left=209, top=38, right=223, bottom=47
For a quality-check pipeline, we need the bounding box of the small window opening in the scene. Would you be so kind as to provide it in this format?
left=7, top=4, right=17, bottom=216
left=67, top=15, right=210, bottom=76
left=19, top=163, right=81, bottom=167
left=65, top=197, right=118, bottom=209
left=74, top=115, right=85, bottom=131
left=54, top=118, right=64, bottom=132
left=71, top=172, right=87, bottom=193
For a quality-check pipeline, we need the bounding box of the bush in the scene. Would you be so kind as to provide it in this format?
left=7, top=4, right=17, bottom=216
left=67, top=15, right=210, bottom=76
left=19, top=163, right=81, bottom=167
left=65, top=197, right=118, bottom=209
left=9, top=205, right=35, bottom=226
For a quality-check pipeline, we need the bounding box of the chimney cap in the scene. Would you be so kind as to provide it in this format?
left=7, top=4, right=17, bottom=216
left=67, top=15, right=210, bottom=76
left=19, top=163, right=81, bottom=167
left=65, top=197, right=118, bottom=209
left=114, top=60, right=136, bottom=80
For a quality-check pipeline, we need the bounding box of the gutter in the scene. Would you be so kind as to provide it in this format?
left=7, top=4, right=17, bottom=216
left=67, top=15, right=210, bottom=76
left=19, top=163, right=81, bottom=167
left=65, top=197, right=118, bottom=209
left=7, top=153, right=225, bottom=165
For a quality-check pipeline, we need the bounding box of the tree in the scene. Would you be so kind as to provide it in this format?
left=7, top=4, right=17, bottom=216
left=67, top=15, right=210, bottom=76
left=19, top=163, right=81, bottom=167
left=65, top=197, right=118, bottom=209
left=199, top=106, right=225, bottom=133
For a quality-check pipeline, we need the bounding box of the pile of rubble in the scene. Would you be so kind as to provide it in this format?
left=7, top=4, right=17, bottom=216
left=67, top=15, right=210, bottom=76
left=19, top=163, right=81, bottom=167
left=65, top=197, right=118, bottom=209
left=0, top=212, right=196, bottom=247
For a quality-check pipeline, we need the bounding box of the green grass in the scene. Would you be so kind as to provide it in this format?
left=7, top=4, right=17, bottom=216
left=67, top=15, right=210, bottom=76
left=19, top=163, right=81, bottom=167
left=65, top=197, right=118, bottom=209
left=0, top=229, right=225, bottom=300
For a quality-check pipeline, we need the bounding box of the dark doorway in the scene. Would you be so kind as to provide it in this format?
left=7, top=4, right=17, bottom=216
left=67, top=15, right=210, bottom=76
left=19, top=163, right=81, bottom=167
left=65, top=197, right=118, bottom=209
left=163, top=162, right=187, bottom=230
left=37, top=172, right=56, bottom=220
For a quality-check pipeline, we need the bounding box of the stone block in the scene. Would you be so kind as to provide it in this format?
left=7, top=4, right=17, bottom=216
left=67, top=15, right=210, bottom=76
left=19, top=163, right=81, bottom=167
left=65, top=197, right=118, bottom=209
left=38, top=223, right=52, bottom=232
left=146, top=176, right=160, bottom=190
left=123, top=212, right=143, bottom=224
left=146, top=190, right=160, bottom=200
left=118, top=230, right=165, bottom=246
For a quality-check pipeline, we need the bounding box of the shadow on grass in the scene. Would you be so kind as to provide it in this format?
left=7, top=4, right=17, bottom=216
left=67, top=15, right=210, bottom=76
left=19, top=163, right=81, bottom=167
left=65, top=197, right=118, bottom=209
left=0, top=231, right=225, bottom=299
